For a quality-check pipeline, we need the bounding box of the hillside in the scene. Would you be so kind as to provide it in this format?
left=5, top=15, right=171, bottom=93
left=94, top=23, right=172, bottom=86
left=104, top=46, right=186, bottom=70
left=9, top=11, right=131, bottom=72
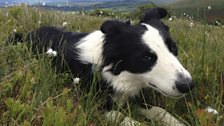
left=1, top=0, right=178, bottom=11
left=168, top=0, right=224, bottom=21
left=170, top=0, right=224, bottom=9
left=33, top=0, right=178, bottom=11
left=1, top=0, right=178, bottom=5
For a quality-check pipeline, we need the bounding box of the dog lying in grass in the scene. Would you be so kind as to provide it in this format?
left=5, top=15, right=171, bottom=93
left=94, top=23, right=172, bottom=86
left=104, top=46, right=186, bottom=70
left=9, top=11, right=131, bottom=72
left=9, top=8, right=194, bottom=126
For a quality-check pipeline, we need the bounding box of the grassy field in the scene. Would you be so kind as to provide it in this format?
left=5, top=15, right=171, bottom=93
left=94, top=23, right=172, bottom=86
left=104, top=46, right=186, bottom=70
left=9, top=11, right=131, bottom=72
left=168, top=0, right=224, bottom=22
left=0, top=5, right=224, bottom=126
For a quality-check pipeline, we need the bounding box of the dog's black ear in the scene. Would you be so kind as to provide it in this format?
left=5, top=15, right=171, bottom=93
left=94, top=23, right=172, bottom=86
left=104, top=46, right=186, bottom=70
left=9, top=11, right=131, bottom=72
left=140, top=8, right=167, bottom=23
left=101, top=20, right=130, bottom=34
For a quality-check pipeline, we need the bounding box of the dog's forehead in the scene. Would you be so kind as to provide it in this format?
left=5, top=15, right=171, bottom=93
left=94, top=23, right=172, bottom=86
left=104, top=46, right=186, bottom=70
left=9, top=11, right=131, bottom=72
left=140, top=23, right=169, bottom=52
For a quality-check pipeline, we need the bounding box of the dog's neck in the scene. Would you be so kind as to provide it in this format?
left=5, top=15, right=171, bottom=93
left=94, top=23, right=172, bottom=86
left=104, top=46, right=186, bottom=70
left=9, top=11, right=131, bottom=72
left=76, top=30, right=104, bottom=66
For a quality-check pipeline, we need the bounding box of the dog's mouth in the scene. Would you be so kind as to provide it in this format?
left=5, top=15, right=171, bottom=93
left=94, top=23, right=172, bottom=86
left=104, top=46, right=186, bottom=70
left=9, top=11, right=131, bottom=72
left=147, top=83, right=184, bottom=98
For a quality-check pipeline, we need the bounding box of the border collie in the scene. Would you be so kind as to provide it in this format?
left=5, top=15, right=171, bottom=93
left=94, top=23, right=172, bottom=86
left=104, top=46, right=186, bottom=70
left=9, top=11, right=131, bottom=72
left=10, top=8, right=194, bottom=125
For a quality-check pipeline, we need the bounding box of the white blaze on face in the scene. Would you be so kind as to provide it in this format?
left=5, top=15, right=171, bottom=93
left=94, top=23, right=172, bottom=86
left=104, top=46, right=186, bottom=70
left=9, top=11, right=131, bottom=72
left=140, top=23, right=191, bottom=96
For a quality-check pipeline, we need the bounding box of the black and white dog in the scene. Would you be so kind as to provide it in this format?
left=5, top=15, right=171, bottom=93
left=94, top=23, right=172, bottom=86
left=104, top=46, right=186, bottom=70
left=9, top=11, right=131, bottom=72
left=11, top=8, right=194, bottom=125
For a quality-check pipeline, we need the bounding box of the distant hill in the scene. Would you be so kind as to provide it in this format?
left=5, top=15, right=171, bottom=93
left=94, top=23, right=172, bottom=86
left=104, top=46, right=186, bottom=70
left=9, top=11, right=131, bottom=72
left=0, top=0, right=176, bottom=5
left=17, top=0, right=178, bottom=11
left=1, top=0, right=178, bottom=7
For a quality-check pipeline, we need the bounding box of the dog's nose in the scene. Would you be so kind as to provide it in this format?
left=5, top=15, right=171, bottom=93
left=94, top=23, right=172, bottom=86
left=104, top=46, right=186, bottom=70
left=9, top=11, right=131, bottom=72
left=175, top=76, right=195, bottom=94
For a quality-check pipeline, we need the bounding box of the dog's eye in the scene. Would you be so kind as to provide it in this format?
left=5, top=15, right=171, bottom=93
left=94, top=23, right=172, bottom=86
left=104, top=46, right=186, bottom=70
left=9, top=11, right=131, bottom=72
left=142, top=55, right=151, bottom=61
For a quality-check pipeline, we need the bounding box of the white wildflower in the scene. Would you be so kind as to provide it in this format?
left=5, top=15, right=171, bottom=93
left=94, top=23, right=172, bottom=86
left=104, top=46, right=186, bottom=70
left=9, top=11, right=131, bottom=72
left=62, top=21, right=68, bottom=27
left=73, top=77, right=80, bottom=84
left=206, top=106, right=218, bottom=115
left=46, top=48, right=57, bottom=57
left=183, top=13, right=186, bottom=16
left=205, top=31, right=209, bottom=37
left=168, top=17, right=173, bottom=21
left=38, top=20, right=41, bottom=24
left=215, top=20, right=221, bottom=26
left=100, top=11, right=103, bottom=14
left=208, top=6, right=212, bottom=10
left=13, top=29, right=17, bottom=32
left=190, top=22, right=194, bottom=27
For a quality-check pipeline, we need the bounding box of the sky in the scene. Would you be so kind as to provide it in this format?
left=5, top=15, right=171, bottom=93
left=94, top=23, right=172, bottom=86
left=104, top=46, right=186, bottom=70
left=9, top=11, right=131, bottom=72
left=1, top=0, right=64, bottom=4
left=1, top=0, right=117, bottom=4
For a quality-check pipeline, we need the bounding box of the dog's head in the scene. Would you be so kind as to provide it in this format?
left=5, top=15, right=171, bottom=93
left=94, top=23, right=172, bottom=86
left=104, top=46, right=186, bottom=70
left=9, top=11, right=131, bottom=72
left=100, top=8, right=194, bottom=97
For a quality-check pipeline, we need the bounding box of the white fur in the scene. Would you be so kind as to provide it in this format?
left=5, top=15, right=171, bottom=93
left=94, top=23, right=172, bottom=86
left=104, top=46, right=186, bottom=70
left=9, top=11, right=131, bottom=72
left=76, top=31, right=147, bottom=96
left=101, top=23, right=192, bottom=97
left=120, top=117, right=141, bottom=126
left=76, top=30, right=104, bottom=65
left=76, top=24, right=192, bottom=97
left=102, top=65, right=147, bottom=96
left=139, top=23, right=191, bottom=96
left=139, top=107, right=185, bottom=126
left=105, top=110, right=125, bottom=123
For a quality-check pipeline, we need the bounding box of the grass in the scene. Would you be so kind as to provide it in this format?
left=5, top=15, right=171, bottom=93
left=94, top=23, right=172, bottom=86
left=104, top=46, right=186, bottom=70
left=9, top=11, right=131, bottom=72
left=167, top=0, right=224, bottom=22
left=0, top=5, right=224, bottom=126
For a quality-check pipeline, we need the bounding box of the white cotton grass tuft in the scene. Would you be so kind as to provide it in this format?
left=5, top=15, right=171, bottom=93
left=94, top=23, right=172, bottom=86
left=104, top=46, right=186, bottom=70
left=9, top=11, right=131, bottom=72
left=205, top=31, right=210, bottom=37
left=62, top=21, right=68, bottom=27
left=73, top=77, right=80, bottom=84
left=168, top=17, right=173, bottom=21
left=46, top=48, right=57, bottom=57
left=190, top=22, right=194, bottom=27
left=215, top=21, right=221, bottom=26
left=13, top=29, right=17, bottom=32
left=208, top=6, right=212, bottom=10
left=206, top=106, right=218, bottom=115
